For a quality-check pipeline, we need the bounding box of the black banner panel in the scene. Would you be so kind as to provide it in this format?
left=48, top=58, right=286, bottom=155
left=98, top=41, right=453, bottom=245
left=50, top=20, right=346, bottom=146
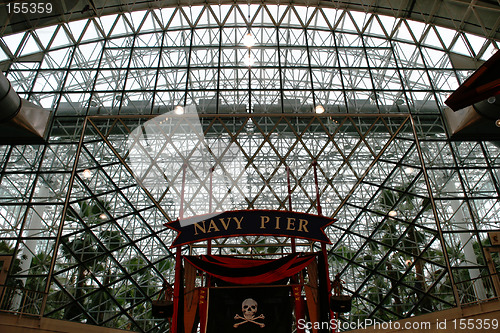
left=205, top=286, right=292, bottom=333
left=166, top=209, right=335, bottom=247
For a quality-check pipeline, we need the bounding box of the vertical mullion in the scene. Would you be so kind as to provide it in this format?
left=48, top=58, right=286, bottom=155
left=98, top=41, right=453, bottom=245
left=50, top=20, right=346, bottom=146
left=305, top=27, right=317, bottom=111
left=277, top=25, right=285, bottom=113
left=216, top=26, right=222, bottom=114
left=360, top=31, right=381, bottom=112
left=329, top=9, right=348, bottom=113
left=390, top=40, right=412, bottom=110
left=117, top=24, right=137, bottom=113
left=183, top=27, right=194, bottom=107
left=85, top=28, right=108, bottom=116
left=150, top=25, right=166, bottom=114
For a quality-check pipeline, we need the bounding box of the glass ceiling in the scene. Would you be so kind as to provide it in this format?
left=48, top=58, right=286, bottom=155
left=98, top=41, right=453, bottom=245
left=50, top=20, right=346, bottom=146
left=1, top=4, right=500, bottom=333
left=1, top=4, right=498, bottom=115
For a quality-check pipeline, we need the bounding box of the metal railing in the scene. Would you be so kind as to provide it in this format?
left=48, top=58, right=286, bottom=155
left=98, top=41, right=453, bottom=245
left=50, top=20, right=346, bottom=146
left=0, top=285, right=45, bottom=317
left=455, top=272, right=500, bottom=306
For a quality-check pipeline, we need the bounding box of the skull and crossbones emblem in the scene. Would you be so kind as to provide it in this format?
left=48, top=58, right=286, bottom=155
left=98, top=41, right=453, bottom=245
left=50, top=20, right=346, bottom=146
left=233, top=298, right=265, bottom=328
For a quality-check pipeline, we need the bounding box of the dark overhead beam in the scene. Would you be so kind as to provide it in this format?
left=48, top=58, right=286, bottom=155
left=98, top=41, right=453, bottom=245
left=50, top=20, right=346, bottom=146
left=445, top=50, right=500, bottom=111
left=0, top=72, right=52, bottom=144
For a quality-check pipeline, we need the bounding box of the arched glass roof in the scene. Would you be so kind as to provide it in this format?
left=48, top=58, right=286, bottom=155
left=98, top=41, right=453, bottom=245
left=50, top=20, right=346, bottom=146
left=3, top=1, right=500, bottom=41
left=1, top=4, right=500, bottom=333
left=1, top=4, right=498, bottom=116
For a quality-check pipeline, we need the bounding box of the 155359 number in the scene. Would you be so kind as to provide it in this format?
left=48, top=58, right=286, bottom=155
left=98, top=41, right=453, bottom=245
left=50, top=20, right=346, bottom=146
left=452, top=318, right=499, bottom=330
left=6, top=2, right=53, bottom=14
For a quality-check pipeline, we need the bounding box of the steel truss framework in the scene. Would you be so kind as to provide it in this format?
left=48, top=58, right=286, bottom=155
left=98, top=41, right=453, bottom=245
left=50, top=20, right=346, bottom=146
left=0, top=3, right=500, bottom=333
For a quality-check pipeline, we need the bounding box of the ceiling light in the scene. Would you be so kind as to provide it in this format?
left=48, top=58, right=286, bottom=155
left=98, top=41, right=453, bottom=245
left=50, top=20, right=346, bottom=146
left=388, top=210, right=398, bottom=217
left=82, top=169, right=92, bottom=179
left=315, top=105, right=325, bottom=114
left=404, top=167, right=415, bottom=174
left=405, top=259, right=412, bottom=266
left=496, top=119, right=500, bottom=127
left=243, top=54, right=255, bottom=67
left=242, top=32, right=256, bottom=48
left=245, top=119, right=255, bottom=131
left=174, top=105, right=184, bottom=115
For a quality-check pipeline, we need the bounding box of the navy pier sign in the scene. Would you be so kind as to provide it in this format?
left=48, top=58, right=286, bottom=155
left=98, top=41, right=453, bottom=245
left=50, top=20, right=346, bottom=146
left=165, top=209, right=335, bottom=247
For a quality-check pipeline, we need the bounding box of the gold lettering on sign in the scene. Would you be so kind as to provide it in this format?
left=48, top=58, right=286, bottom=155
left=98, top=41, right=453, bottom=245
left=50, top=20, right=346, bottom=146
left=207, top=220, right=220, bottom=233
left=220, top=218, right=231, bottom=230
left=298, top=219, right=309, bottom=232
left=194, top=221, right=206, bottom=235
left=192, top=214, right=313, bottom=237
left=233, top=216, right=244, bottom=229
left=260, top=216, right=270, bottom=229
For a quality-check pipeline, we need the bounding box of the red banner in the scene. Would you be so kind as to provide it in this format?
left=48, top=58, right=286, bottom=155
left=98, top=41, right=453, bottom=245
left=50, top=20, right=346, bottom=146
left=184, top=253, right=316, bottom=285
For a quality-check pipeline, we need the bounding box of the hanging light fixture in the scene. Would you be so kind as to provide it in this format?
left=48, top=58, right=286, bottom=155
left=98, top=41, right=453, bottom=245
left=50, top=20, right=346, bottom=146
left=404, top=166, right=415, bottom=174
left=242, top=2, right=255, bottom=48
left=242, top=32, right=256, bottom=48
left=82, top=169, right=92, bottom=179
left=243, top=53, right=255, bottom=67
left=174, top=105, right=184, bottom=115
left=315, top=105, right=325, bottom=114
left=388, top=210, right=398, bottom=217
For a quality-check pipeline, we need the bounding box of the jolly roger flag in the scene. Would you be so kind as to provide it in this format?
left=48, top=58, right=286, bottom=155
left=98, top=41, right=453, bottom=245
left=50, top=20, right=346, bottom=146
left=205, top=286, right=292, bottom=333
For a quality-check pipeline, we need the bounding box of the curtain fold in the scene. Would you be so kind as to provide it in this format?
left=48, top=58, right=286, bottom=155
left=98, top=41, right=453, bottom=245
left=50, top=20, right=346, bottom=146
left=184, top=253, right=316, bottom=285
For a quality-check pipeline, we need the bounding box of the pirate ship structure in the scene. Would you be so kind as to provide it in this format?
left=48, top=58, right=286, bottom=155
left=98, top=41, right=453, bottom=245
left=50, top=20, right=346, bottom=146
left=153, top=163, right=351, bottom=333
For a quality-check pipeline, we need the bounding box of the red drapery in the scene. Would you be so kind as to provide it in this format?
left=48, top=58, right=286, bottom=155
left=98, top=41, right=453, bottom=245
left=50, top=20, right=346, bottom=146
left=183, top=253, right=316, bottom=285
